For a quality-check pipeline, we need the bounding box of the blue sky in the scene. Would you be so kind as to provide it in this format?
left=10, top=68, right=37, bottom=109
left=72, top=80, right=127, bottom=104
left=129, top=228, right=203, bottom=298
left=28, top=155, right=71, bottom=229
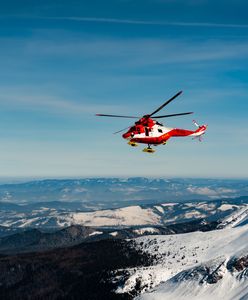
left=0, top=0, right=247, bottom=178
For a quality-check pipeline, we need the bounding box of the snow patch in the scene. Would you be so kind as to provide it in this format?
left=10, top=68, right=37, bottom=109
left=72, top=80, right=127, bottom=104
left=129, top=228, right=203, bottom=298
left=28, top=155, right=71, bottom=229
left=109, top=231, right=118, bottom=237
left=88, top=231, right=103, bottom=236
left=218, top=204, right=238, bottom=211
left=161, top=203, right=178, bottom=207
left=133, top=227, right=160, bottom=235
left=154, top=206, right=164, bottom=214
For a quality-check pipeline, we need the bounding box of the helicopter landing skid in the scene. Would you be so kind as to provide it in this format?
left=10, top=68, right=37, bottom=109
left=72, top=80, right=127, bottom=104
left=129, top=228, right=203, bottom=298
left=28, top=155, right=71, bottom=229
left=143, top=146, right=155, bottom=153
left=128, top=141, right=138, bottom=147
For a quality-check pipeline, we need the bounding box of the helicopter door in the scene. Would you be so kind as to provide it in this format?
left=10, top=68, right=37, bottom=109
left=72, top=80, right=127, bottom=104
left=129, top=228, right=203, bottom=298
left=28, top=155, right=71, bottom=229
left=145, top=127, right=149, bottom=136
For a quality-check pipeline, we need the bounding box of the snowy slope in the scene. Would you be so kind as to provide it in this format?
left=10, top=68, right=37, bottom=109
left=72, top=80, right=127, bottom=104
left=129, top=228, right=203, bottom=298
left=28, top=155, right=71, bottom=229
left=69, top=206, right=161, bottom=227
left=217, top=205, right=248, bottom=228
left=139, top=268, right=248, bottom=300
left=115, top=224, right=248, bottom=299
left=1, top=200, right=247, bottom=229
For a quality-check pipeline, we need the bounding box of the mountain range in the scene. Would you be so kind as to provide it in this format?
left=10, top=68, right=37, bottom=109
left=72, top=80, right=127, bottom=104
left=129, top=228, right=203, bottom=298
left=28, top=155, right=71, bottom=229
left=0, top=196, right=247, bottom=229
left=0, top=178, right=247, bottom=299
left=0, top=178, right=247, bottom=210
left=0, top=201, right=247, bottom=299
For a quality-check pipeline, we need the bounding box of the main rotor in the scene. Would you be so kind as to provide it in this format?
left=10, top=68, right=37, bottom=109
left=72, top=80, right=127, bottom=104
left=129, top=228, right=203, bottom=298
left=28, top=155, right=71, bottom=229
left=96, top=91, right=193, bottom=132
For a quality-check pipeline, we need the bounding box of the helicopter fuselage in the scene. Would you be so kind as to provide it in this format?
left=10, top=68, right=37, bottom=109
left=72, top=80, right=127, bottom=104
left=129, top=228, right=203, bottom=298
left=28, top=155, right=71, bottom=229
left=122, top=117, right=207, bottom=145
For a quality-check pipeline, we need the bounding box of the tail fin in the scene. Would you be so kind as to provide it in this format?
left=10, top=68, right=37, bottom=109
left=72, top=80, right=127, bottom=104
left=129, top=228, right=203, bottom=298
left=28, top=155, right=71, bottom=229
left=192, top=121, right=208, bottom=141
left=193, top=120, right=200, bottom=128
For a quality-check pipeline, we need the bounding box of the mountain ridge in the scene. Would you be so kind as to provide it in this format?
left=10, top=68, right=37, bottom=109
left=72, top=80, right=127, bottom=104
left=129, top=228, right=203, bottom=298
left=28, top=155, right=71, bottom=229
left=1, top=197, right=247, bottom=229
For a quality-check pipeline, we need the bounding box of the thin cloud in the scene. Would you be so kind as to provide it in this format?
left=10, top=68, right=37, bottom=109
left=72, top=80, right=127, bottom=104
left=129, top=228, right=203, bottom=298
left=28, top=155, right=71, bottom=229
left=23, top=37, right=248, bottom=66
left=53, top=17, right=248, bottom=28
left=0, top=90, right=122, bottom=116
left=2, top=15, right=248, bottom=28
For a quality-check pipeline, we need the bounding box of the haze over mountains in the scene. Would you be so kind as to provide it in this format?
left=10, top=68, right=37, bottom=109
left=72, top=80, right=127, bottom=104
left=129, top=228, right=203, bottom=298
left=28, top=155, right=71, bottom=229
left=0, top=177, right=247, bottom=208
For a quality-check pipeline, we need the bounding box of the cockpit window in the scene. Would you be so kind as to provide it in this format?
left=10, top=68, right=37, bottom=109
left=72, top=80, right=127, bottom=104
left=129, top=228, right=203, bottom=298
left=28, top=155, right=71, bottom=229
left=158, top=129, right=163, bottom=133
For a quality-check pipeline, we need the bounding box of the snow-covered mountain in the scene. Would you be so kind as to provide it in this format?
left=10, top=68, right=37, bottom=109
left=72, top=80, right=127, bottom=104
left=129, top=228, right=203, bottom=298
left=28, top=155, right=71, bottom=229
left=1, top=223, right=246, bottom=300
left=0, top=179, right=247, bottom=299
left=1, top=197, right=247, bottom=229
left=0, top=196, right=247, bottom=299
left=114, top=221, right=248, bottom=299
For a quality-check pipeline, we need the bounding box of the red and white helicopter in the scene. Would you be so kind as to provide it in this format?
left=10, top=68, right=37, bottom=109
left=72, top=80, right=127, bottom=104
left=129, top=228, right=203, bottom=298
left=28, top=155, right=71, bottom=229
left=96, top=91, right=207, bottom=153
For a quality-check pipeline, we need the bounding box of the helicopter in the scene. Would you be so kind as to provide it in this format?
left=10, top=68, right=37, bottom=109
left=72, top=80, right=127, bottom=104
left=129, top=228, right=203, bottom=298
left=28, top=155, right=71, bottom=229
left=96, top=91, right=207, bottom=153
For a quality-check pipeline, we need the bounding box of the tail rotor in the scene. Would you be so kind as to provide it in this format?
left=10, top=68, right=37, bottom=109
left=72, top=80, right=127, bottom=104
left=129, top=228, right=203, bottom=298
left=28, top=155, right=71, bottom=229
left=192, top=135, right=203, bottom=142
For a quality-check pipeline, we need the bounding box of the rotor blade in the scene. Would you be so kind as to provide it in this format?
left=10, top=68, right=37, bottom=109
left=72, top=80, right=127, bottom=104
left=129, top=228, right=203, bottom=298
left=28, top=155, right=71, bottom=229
left=148, top=91, right=183, bottom=117
left=96, top=114, right=138, bottom=119
left=113, top=126, right=130, bottom=134
left=153, top=112, right=193, bottom=118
